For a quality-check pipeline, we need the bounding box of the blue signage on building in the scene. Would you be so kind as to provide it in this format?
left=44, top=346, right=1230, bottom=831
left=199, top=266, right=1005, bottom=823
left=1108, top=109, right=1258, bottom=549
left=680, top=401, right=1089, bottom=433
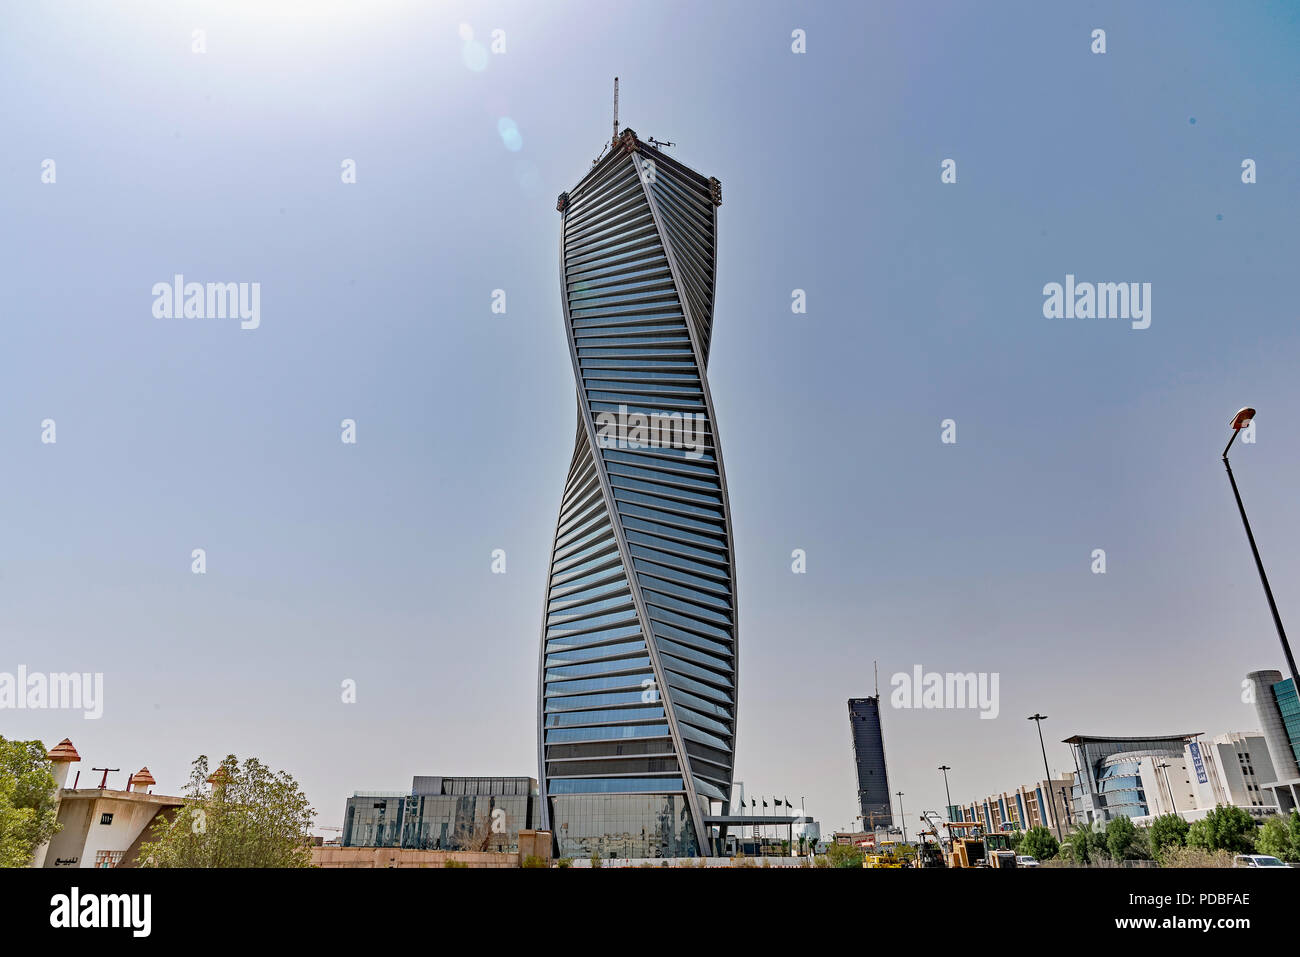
left=1189, top=741, right=1208, bottom=785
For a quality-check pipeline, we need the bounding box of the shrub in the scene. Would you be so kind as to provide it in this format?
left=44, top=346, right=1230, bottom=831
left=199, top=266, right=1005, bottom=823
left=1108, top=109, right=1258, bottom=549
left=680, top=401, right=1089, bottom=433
left=1016, top=826, right=1059, bottom=861
left=1160, top=845, right=1233, bottom=868
left=521, top=854, right=547, bottom=868
left=825, top=842, right=865, bottom=869
left=1186, top=806, right=1256, bottom=854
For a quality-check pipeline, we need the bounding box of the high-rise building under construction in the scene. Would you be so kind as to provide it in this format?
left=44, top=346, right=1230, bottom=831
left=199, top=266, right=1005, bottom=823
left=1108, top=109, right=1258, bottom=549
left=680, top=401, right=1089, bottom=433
left=848, top=696, right=893, bottom=830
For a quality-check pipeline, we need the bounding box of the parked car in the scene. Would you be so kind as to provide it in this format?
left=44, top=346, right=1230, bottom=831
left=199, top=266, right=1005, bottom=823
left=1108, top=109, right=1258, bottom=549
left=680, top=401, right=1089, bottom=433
left=1232, top=854, right=1290, bottom=868
left=1015, top=855, right=1040, bottom=868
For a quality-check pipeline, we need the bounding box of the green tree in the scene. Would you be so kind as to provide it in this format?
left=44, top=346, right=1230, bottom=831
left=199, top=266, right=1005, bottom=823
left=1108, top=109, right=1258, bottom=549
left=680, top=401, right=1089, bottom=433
left=1186, top=805, right=1256, bottom=855
left=1106, top=816, right=1138, bottom=861
left=1148, top=814, right=1189, bottom=862
left=138, top=754, right=315, bottom=868
left=1255, top=811, right=1300, bottom=862
left=825, top=842, right=865, bottom=868
left=0, top=737, right=62, bottom=868
left=1016, top=826, right=1059, bottom=861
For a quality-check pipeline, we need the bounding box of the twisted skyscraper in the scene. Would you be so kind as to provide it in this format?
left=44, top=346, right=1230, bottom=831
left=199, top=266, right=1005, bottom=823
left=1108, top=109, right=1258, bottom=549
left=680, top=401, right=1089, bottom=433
left=538, top=127, right=735, bottom=858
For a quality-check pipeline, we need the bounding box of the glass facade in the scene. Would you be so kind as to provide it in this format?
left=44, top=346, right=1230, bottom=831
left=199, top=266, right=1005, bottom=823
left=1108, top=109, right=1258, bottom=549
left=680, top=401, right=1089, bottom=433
left=847, top=697, right=892, bottom=827
left=342, top=777, right=537, bottom=852
left=549, top=794, right=699, bottom=859
left=540, top=131, right=734, bottom=856
left=1272, top=677, right=1300, bottom=768
left=1096, top=759, right=1147, bottom=818
left=1067, top=735, right=1193, bottom=824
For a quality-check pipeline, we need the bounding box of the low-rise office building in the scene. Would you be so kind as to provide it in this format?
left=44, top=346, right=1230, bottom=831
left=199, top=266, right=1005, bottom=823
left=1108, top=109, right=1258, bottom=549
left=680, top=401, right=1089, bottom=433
left=1184, top=731, right=1278, bottom=816
left=1063, top=729, right=1279, bottom=827
left=341, top=775, right=539, bottom=852
left=1064, top=733, right=1198, bottom=824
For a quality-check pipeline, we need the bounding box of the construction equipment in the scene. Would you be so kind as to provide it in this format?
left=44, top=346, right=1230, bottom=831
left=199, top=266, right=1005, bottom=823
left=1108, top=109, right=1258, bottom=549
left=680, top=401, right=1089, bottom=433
left=913, top=815, right=947, bottom=868
left=944, top=822, right=986, bottom=867
left=983, top=829, right=1020, bottom=868
left=862, top=840, right=906, bottom=868
left=943, top=821, right=1018, bottom=868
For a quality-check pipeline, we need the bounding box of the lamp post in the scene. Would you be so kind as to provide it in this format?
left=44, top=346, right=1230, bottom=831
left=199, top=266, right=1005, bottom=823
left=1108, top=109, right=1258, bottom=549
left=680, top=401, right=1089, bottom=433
left=896, top=791, right=907, bottom=843
left=1221, top=407, right=1300, bottom=693
left=938, top=765, right=953, bottom=822
left=1028, top=714, right=1064, bottom=842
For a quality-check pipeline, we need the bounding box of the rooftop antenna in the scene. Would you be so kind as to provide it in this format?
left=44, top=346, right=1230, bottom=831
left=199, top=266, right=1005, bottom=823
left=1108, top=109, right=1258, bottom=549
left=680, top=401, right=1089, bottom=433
left=612, top=76, right=619, bottom=146
left=91, top=767, right=120, bottom=789
left=874, top=661, right=879, bottom=698
left=647, top=136, right=675, bottom=149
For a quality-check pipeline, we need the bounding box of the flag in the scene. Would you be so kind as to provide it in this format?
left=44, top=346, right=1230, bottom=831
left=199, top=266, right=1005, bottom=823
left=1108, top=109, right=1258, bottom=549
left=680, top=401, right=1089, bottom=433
left=785, top=798, right=792, bottom=808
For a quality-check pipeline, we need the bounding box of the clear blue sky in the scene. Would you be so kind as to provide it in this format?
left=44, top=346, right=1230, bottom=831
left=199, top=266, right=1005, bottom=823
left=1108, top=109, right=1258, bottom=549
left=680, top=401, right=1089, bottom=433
left=2, top=0, right=1299, bottom=835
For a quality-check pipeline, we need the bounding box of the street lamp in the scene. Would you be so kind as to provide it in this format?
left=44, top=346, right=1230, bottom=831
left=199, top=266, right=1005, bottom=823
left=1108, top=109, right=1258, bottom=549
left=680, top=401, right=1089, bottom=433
left=938, top=765, right=953, bottom=822
left=1221, top=407, right=1300, bottom=694
left=895, top=791, right=907, bottom=843
left=1028, top=714, right=1064, bottom=842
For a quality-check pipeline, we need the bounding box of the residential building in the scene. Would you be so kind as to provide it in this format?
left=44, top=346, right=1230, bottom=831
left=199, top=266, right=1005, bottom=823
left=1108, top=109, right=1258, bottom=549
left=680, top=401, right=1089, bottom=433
left=954, top=775, right=1073, bottom=835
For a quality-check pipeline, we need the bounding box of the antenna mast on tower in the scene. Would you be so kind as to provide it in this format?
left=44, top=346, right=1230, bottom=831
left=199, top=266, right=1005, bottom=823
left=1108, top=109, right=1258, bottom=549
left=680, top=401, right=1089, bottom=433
left=612, top=76, right=619, bottom=146
left=874, top=661, right=879, bottom=698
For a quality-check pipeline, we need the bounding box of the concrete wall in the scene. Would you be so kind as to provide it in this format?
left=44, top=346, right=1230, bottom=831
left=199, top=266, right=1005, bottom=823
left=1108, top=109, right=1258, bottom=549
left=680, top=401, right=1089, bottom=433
left=312, top=847, right=523, bottom=868
left=313, top=830, right=553, bottom=869
left=568, top=856, right=805, bottom=868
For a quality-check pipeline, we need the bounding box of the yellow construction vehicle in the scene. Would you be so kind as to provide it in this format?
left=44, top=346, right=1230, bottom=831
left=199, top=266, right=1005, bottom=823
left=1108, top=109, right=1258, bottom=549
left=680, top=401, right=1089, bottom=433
left=862, top=840, right=905, bottom=868
left=983, top=829, right=1019, bottom=868
left=943, top=821, right=1019, bottom=868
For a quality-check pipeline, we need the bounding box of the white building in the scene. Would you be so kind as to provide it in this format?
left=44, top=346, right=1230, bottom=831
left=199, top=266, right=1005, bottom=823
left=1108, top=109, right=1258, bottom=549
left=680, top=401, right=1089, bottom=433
left=32, top=738, right=185, bottom=868
left=1188, top=732, right=1278, bottom=813
left=1131, top=731, right=1279, bottom=826
left=1135, top=753, right=1197, bottom=818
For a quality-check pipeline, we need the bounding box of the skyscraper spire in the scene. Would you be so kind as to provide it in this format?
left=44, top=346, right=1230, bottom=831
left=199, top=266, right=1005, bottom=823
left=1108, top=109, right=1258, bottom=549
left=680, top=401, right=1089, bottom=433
left=612, top=76, right=619, bottom=146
